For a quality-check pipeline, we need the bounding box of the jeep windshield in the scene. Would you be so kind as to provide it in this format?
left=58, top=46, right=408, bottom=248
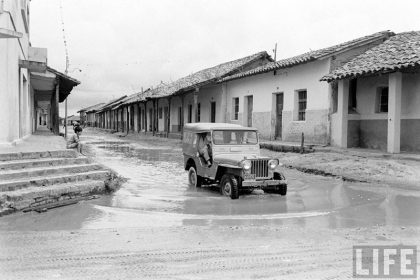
left=212, top=130, right=258, bottom=145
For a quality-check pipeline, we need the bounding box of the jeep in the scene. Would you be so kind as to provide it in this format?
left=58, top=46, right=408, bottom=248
left=183, top=123, right=287, bottom=199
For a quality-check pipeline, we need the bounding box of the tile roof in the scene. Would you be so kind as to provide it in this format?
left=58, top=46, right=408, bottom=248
left=152, top=51, right=271, bottom=98
left=219, top=31, right=394, bottom=83
left=67, top=115, right=80, bottom=121
left=47, top=66, right=81, bottom=85
left=118, top=83, right=168, bottom=107
left=321, top=31, right=420, bottom=82
left=87, top=95, right=127, bottom=113
left=85, top=102, right=108, bottom=113
left=77, top=102, right=105, bottom=113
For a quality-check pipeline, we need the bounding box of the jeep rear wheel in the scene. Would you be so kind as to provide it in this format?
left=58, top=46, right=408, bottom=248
left=188, top=166, right=202, bottom=187
left=220, top=174, right=239, bottom=199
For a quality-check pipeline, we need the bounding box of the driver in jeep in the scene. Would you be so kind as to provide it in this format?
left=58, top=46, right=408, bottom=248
left=198, top=132, right=212, bottom=168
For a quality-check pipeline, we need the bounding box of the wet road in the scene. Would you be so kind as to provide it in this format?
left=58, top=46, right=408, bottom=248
left=1, top=130, right=419, bottom=279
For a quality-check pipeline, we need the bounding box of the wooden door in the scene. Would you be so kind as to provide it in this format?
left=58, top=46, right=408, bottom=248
left=247, top=96, right=253, bottom=127
left=164, top=106, right=168, bottom=131
left=210, top=102, right=216, bottom=123
left=275, top=93, right=283, bottom=139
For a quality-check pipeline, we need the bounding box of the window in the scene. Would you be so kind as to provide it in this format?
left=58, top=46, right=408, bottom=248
left=212, top=130, right=258, bottom=145
left=298, top=90, right=307, bottom=121
left=232, top=97, right=239, bottom=120
left=210, top=102, right=216, bottom=123
left=349, top=79, right=357, bottom=111
left=158, top=107, right=163, bottom=119
left=188, top=104, right=192, bottom=123
left=377, top=87, right=389, bottom=113
left=197, top=103, right=201, bottom=122
left=331, top=82, right=338, bottom=113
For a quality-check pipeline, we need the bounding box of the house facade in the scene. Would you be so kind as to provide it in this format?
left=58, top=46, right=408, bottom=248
left=84, top=30, right=419, bottom=154
left=219, top=31, right=393, bottom=144
left=0, top=0, right=79, bottom=144
left=78, top=103, right=104, bottom=126
left=94, top=51, right=273, bottom=138
left=0, top=0, right=32, bottom=143
left=323, top=31, right=420, bottom=153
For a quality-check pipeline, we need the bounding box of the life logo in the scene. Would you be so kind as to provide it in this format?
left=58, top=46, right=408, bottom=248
left=353, top=245, right=417, bottom=278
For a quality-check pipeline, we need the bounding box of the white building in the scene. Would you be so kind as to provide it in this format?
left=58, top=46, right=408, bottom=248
left=322, top=31, right=420, bottom=153
left=0, top=0, right=79, bottom=144
left=219, top=31, right=393, bottom=144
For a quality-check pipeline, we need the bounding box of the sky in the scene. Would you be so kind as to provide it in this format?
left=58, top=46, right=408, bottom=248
left=30, top=0, right=420, bottom=117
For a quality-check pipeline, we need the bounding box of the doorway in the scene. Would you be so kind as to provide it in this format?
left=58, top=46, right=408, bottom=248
left=275, top=93, right=284, bottom=139
left=164, top=106, right=168, bottom=132
left=210, top=102, right=216, bottom=123
left=246, top=95, right=253, bottom=127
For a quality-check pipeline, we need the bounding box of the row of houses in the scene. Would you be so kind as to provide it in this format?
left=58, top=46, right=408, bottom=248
left=79, top=30, right=420, bottom=154
left=0, top=0, right=79, bottom=144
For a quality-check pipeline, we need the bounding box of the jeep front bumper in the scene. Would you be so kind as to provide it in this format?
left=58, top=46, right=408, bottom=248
left=242, top=179, right=287, bottom=187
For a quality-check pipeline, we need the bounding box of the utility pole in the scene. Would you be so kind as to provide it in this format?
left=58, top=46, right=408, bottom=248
left=60, top=0, right=69, bottom=139
left=273, top=43, right=277, bottom=61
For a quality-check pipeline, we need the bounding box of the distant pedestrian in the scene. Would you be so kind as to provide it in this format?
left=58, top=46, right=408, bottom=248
left=67, top=126, right=83, bottom=153
left=73, top=121, right=81, bottom=133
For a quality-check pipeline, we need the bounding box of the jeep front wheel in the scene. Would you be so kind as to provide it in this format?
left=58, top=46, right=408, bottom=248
left=188, top=166, right=202, bottom=187
left=220, top=174, right=239, bottom=199
left=278, top=184, right=287, bottom=196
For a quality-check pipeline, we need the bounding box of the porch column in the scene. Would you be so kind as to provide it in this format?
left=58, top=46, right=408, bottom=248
left=122, top=109, right=125, bottom=133
left=336, top=79, right=349, bottom=148
left=152, top=99, right=156, bottom=135
left=193, top=88, right=199, bottom=123
left=135, top=104, right=139, bottom=132
left=155, top=99, right=159, bottom=133
left=126, top=106, right=130, bottom=133
left=109, top=111, right=112, bottom=129
left=144, top=102, right=148, bottom=133
left=54, top=79, right=60, bottom=135
left=167, top=97, right=171, bottom=137
left=180, top=95, right=185, bottom=136
left=387, top=72, right=402, bottom=153
left=221, top=83, right=228, bottom=123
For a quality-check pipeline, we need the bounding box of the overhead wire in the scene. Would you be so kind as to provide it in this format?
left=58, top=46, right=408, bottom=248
left=59, top=0, right=69, bottom=74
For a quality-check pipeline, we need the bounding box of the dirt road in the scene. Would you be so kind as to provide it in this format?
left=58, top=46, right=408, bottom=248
left=0, top=129, right=419, bottom=279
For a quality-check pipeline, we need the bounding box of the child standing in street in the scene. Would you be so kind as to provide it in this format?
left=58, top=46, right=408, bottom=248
left=67, top=126, right=83, bottom=153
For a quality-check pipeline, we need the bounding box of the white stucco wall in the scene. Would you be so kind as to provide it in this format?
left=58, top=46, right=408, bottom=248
left=224, top=59, right=331, bottom=142
left=331, top=72, right=420, bottom=151
left=0, top=0, right=31, bottom=144
left=345, top=72, right=420, bottom=121
left=196, top=85, right=224, bottom=123
left=157, top=98, right=169, bottom=132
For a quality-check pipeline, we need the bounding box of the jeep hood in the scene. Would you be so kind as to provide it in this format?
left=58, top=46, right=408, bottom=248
left=213, top=154, right=269, bottom=167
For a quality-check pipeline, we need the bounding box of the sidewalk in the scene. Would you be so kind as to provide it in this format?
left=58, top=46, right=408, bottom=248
left=262, top=147, right=420, bottom=189
left=0, top=132, right=66, bottom=155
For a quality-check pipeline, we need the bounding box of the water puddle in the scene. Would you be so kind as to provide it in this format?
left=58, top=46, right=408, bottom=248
left=1, top=133, right=419, bottom=231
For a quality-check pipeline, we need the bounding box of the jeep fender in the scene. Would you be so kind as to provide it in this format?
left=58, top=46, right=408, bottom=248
left=215, top=163, right=242, bottom=181
left=185, top=157, right=198, bottom=171
left=273, top=171, right=286, bottom=180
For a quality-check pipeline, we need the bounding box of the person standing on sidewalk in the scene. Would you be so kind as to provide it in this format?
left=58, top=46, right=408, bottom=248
left=67, top=126, right=83, bottom=153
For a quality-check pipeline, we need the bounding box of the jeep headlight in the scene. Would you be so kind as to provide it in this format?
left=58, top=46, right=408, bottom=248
left=241, top=159, right=252, bottom=171
left=268, top=159, right=279, bottom=169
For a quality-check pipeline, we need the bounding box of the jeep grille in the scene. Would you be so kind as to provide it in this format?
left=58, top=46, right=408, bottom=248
left=250, top=159, right=269, bottom=178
